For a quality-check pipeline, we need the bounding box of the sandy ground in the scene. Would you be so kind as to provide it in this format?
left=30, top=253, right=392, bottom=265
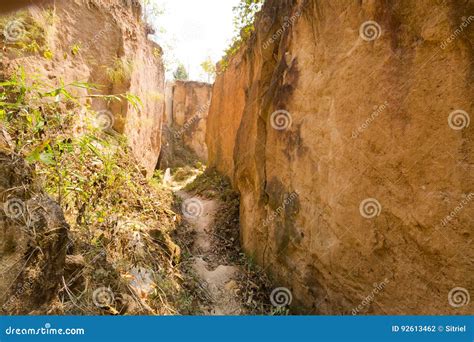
left=177, top=190, right=243, bottom=315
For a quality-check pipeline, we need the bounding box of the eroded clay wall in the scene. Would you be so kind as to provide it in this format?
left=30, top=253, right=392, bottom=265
left=168, top=80, right=212, bottom=162
left=207, top=0, right=473, bottom=314
left=1, top=0, right=165, bottom=177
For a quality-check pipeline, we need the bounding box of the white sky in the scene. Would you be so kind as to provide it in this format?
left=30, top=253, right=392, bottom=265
left=149, top=0, right=240, bottom=82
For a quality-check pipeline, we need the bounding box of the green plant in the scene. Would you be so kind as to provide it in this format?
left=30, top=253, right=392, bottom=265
left=153, top=47, right=162, bottom=58
left=172, top=166, right=197, bottom=182
left=142, top=0, right=165, bottom=26
left=0, top=69, right=188, bottom=315
left=106, top=57, right=134, bottom=84
left=0, top=11, right=51, bottom=56
left=43, top=49, right=53, bottom=60
left=70, top=43, right=81, bottom=56
left=200, top=57, right=216, bottom=83
left=221, top=0, right=264, bottom=65
left=270, top=307, right=290, bottom=316
left=233, top=0, right=264, bottom=35
left=152, top=169, right=164, bottom=184
left=173, top=63, right=189, bottom=81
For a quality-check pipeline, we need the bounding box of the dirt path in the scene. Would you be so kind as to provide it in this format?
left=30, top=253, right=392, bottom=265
left=176, top=190, right=244, bottom=315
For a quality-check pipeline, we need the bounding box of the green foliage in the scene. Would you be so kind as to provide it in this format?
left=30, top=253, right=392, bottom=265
left=153, top=47, right=162, bottom=58
left=0, top=11, right=51, bottom=57
left=173, top=63, right=189, bottom=81
left=185, top=168, right=237, bottom=203
left=0, top=69, right=161, bottom=227
left=271, top=307, right=290, bottom=315
left=70, top=43, right=81, bottom=56
left=106, top=57, right=134, bottom=84
left=0, top=70, right=121, bottom=167
left=200, top=57, right=216, bottom=83
left=222, top=0, right=264, bottom=64
left=142, top=0, right=165, bottom=23
left=43, top=49, right=53, bottom=60
left=172, top=166, right=197, bottom=182
left=233, top=0, right=264, bottom=37
left=142, top=1, right=178, bottom=75
left=0, top=69, right=190, bottom=314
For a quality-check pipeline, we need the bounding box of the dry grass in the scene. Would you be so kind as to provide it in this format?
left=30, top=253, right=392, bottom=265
left=0, top=71, right=194, bottom=315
